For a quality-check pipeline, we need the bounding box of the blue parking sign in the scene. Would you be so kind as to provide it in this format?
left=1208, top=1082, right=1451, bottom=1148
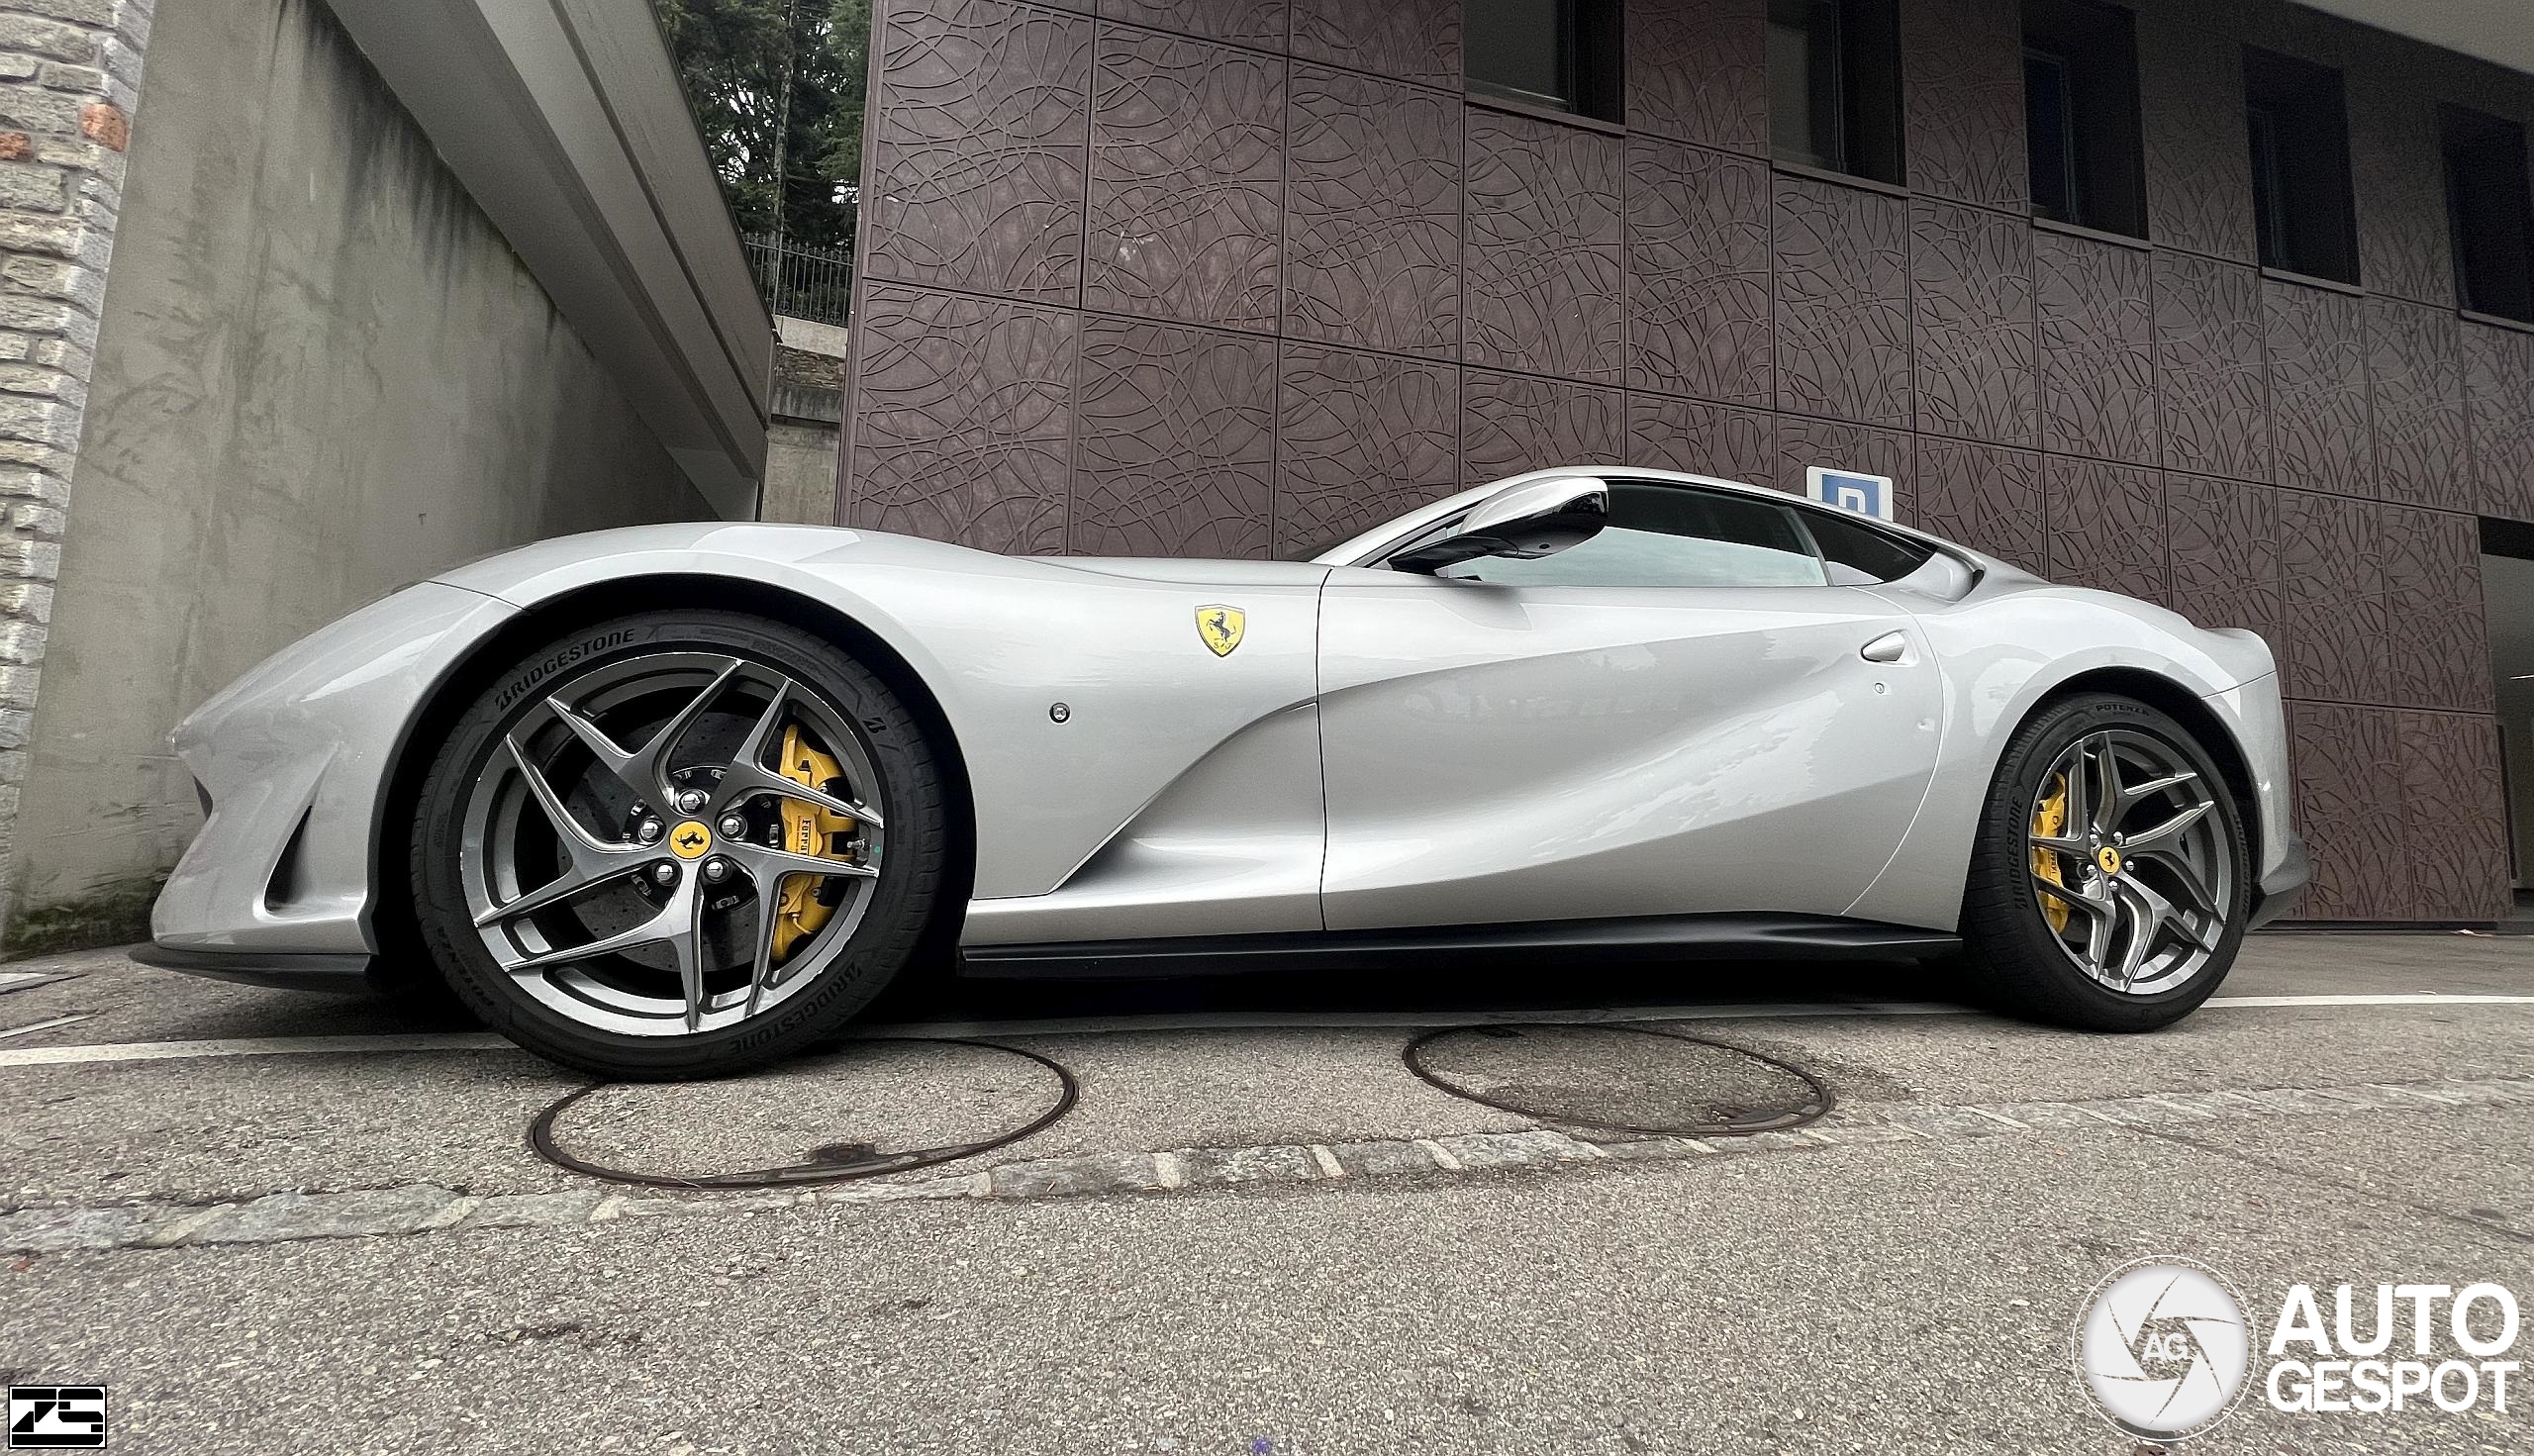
left=1805, top=465, right=1895, bottom=522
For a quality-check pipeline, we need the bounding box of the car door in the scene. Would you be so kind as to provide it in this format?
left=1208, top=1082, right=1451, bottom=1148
left=1316, top=479, right=1945, bottom=932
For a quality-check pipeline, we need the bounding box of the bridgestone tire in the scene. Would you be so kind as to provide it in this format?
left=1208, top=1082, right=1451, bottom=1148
left=1957, top=693, right=2249, bottom=1032
left=410, top=610, right=948, bottom=1079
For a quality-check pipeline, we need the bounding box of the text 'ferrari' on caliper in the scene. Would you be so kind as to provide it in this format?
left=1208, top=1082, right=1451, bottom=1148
left=2031, top=771, right=2072, bottom=933
left=772, top=723, right=862, bottom=960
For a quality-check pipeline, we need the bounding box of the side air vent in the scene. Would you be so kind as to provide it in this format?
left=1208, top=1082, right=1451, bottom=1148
left=262, top=812, right=313, bottom=913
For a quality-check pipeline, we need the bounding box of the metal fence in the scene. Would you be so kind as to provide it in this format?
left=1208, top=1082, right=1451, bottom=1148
left=744, top=233, right=852, bottom=327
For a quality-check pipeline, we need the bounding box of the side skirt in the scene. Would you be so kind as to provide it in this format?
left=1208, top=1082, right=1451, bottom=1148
left=956, top=914, right=1961, bottom=979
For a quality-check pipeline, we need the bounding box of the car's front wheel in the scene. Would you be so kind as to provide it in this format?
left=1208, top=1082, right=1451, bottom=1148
left=1958, top=693, right=2249, bottom=1031
left=410, top=609, right=948, bottom=1079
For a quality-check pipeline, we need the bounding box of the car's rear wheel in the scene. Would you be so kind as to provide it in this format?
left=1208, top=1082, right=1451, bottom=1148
left=411, top=610, right=947, bottom=1079
left=1958, top=693, right=2248, bottom=1030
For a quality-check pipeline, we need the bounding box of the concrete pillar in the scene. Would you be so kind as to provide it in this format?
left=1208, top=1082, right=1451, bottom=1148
left=761, top=314, right=845, bottom=526
left=0, top=0, right=149, bottom=938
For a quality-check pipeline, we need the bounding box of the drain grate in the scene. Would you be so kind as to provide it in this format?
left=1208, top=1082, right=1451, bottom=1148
left=528, top=1038, right=1076, bottom=1189
left=1403, top=1022, right=1832, bottom=1136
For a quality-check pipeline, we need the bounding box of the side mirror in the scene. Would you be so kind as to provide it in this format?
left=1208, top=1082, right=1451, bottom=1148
left=1389, top=477, right=1609, bottom=575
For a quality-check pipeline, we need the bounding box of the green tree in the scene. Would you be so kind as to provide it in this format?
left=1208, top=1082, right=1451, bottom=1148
left=652, top=0, right=871, bottom=253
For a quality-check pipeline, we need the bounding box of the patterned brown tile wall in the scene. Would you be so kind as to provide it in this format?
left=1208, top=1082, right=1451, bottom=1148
left=843, top=0, right=2534, bottom=922
left=1627, top=139, right=1772, bottom=405
left=1085, top=29, right=1284, bottom=332
left=1283, top=64, right=1461, bottom=357
left=2036, top=230, right=2157, bottom=464
left=1464, top=112, right=1624, bottom=383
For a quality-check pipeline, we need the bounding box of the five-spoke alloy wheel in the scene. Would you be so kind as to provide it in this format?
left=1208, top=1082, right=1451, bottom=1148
left=1960, top=694, right=2250, bottom=1030
left=413, top=611, right=947, bottom=1079
left=2022, top=728, right=2236, bottom=997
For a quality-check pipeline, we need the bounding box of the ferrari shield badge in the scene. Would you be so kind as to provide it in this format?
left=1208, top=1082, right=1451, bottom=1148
left=1196, top=605, right=1245, bottom=657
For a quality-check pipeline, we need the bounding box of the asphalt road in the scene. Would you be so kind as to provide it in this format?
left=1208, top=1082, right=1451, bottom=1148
left=1, top=932, right=2529, bottom=1454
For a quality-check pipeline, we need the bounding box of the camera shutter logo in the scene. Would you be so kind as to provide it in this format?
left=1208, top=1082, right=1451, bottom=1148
left=7, top=1387, right=106, bottom=1450
left=2073, top=1260, right=2251, bottom=1440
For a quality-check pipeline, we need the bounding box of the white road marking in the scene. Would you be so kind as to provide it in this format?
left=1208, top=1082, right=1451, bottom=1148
left=2204, top=993, right=2534, bottom=1009
left=1414, top=1138, right=1463, bottom=1172
left=0, top=971, right=79, bottom=995
left=863, top=992, right=2534, bottom=1039
left=0, top=1031, right=510, bottom=1067
left=0, top=993, right=2527, bottom=1070
left=1963, top=1106, right=2030, bottom=1129
left=0, top=1014, right=90, bottom=1040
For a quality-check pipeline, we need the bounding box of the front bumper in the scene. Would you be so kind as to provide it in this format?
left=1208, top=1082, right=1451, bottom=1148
left=150, top=582, right=516, bottom=958
left=2248, top=832, right=2311, bottom=928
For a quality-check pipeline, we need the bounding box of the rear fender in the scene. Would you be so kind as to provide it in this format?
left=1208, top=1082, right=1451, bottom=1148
left=1843, top=590, right=2278, bottom=930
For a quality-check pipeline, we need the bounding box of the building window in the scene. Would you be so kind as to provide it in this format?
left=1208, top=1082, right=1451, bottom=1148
left=2244, top=48, right=2359, bottom=284
left=1465, top=0, right=1620, bottom=122
left=2021, top=0, right=2145, bottom=238
left=1768, top=0, right=1904, bottom=185
left=2444, top=105, right=2534, bottom=324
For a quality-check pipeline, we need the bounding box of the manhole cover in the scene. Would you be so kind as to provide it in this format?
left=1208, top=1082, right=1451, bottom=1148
left=530, top=1038, right=1074, bottom=1188
left=1404, top=1023, right=1831, bottom=1136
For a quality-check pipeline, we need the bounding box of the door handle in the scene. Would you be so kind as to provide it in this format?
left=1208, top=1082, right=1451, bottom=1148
left=1860, top=631, right=1910, bottom=664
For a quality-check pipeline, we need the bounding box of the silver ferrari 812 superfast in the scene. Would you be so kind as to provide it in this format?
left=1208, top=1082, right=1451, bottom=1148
left=139, top=468, right=2309, bottom=1078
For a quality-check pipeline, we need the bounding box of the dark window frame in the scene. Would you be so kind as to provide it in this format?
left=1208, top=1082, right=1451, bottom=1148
left=1768, top=0, right=1906, bottom=187
left=1464, top=0, right=1624, bottom=125
left=2020, top=0, right=2147, bottom=239
left=2243, top=47, right=2360, bottom=286
left=2443, top=103, right=2534, bottom=325
left=2025, top=48, right=2078, bottom=220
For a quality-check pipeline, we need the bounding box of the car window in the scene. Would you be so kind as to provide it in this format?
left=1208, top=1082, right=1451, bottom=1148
left=1798, top=508, right=1938, bottom=585
left=1436, top=483, right=1830, bottom=588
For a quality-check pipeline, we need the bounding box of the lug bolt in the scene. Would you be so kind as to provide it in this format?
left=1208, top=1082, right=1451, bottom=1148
left=651, top=861, right=679, bottom=887
left=702, top=857, right=733, bottom=885
left=676, top=789, right=709, bottom=813
left=636, top=819, right=663, bottom=843
left=719, top=814, right=747, bottom=838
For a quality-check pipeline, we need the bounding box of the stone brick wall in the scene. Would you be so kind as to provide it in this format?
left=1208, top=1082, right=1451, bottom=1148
left=0, top=0, right=145, bottom=929
left=841, top=0, right=2534, bottom=924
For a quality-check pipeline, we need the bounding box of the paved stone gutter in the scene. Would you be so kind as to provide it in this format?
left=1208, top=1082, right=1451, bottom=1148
left=6, top=1076, right=2528, bottom=1256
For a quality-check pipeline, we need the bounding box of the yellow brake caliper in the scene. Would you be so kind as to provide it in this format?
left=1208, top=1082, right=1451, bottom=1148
left=771, top=723, right=861, bottom=961
left=2031, top=772, right=2072, bottom=933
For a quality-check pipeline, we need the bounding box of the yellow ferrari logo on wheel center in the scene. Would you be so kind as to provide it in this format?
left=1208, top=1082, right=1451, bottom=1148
left=668, top=821, right=714, bottom=860
left=1197, top=605, right=1245, bottom=657
left=2096, top=845, right=2123, bottom=877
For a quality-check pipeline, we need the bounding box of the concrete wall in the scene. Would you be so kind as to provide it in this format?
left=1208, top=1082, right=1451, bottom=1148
left=761, top=418, right=841, bottom=526
left=759, top=316, right=846, bottom=525
left=4, top=0, right=710, bottom=950
left=842, top=0, right=2534, bottom=924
